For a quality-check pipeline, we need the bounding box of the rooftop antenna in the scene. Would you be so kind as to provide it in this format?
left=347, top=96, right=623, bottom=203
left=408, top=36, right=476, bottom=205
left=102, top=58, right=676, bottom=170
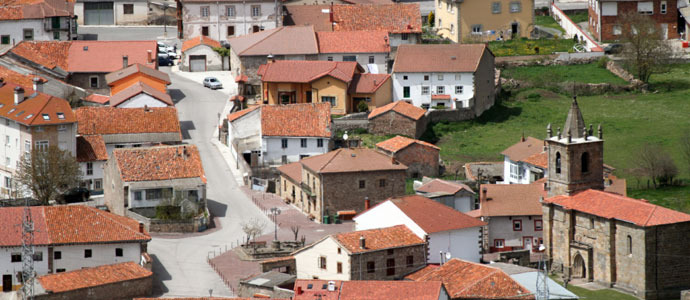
left=535, top=245, right=549, bottom=300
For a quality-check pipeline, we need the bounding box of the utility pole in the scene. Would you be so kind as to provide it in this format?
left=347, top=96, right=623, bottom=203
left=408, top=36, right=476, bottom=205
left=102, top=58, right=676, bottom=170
left=270, top=207, right=280, bottom=241
left=535, top=245, right=549, bottom=300
left=21, top=197, right=35, bottom=300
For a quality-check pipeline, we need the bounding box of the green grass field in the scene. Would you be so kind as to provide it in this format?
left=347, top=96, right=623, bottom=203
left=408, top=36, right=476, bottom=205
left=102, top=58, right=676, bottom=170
left=488, top=38, right=576, bottom=56
left=566, top=11, right=589, bottom=24
left=549, top=276, right=639, bottom=300
left=534, top=15, right=566, bottom=34
left=502, top=63, right=629, bottom=85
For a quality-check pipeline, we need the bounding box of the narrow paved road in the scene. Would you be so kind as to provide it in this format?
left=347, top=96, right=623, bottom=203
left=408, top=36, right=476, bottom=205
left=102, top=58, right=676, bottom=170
left=148, top=68, right=270, bottom=297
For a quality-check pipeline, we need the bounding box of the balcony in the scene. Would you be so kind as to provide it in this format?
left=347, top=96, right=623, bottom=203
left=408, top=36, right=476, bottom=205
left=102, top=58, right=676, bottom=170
left=44, top=17, right=69, bottom=31
left=300, top=182, right=315, bottom=197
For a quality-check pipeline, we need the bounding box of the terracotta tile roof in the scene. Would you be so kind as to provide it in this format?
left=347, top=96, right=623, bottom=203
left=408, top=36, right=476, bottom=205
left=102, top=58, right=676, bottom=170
left=82, top=93, right=110, bottom=104
left=0, top=81, right=76, bottom=126
left=545, top=189, right=690, bottom=227
left=376, top=135, right=439, bottom=153
left=75, top=106, right=181, bottom=136
left=283, top=5, right=332, bottom=32
left=10, top=41, right=71, bottom=70
left=108, top=81, right=173, bottom=107
left=68, top=41, right=157, bottom=73
left=520, top=151, right=548, bottom=169
left=387, top=195, right=486, bottom=233
left=500, top=137, right=544, bottom=162
left=334, top=224, right=424, bottom=254
left=135, top=298, right=283, bottom=300
left=431, top=94, right=450, bottom=100
left=348, top=73, right=390, bottom=94
left=259, top=60, right=360, bottom=83
left=114, top=145, right=206, bottom=182
left=332, top=4, right=422, bottom=33
left=0, top=0, right=73, bottom=21
left=259, top=256, right=295, bottom=264
left=339, top=280, right=443, bottom=300
left=293, top=280, right=343, bottom=300
left=0, top=206, right=150, bottom=247
left=417, top=178, right=475, bottom=195
left=406, top=258, right=533, bottom=299
left=228, top=26, right=319, bottom=56
left=368, top=101, right=426, bottom=120
left=227, top=105, right=260, bottom=122
left=0, top=65, right=45, bottom=89
left=393, top=44, right=489, bottom=73
left=235, top=74, right=248, bottom=83
left=105, top=63, right=171, bottom=85
left=316, top=31, right=390, bottom=53
left=76, top=135, right=108, bottom=162
left=182, top=35, right=222, bottom=52
left=261, top=103, right=331, bottom=137
left=478, top=181, right=547, bottom=217
left=277, top=162, right=302, bottom=183
left=37, top=262, right=152, bottom=293
left=300, top=147, right=407, bottom=174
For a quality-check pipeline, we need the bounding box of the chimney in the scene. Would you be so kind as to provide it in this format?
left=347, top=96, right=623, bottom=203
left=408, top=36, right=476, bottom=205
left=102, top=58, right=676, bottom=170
left=32, top=77, right=43, bottom=93
left=327, top=281, right=336, bottom=292
left=598, top=124, right=603, bottom=139
left=13, top=86, right=24, bottom=105
left=138, top=222, right=144, bottom=233
left=296, top=286, right=303, bottom=295
left=364, top=197, right=370, bottom=210
left=373, top=79, right=377, bottom=86
left=183, top=146, right=188, bottom=160
left=520, top=132, right=525, bottom=142
left=267, top=54, right=275, bottom=63
left=147, top=50, right=153, bottom=63
left=359, top=235, right=366, bottom=249
left=123, top=55, right=129, bottom=69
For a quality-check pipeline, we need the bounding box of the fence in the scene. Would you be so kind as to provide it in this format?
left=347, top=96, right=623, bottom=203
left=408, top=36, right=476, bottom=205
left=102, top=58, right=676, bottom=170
left=551, top=3, right=603, bottom=52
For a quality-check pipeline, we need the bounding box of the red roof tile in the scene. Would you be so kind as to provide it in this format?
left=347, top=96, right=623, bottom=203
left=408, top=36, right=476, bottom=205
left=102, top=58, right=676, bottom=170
left=500, top=137, right=544, bottom=162
left=182, top=35, right=222, bottom=52
left=478, top=181, right=547, bottom=217
left=76, top=135, right=108, bottom=162
left=301, top=147, right=407, bottom=174
left=406, top=259, right=533, bottom=299
left=348, top=73, right=390, bottom=94
left=227, top=105, right=260, bottom=122
left=316, top=31, right=390, bottom=53
left=10, top=41, right=71, bottom=70
left=105, top=63, right=171, bottom=85
left=82, top=93, right=110, bottom=104
left=416, top=178, right=475, bottom=195
left=393, top=44, right=489, bottom=73
left=545, top=189, right=690, bottom=227
left=114, top=145, right=206, bottom=182
left=235, top=74, right=248, bottom=83
left=108, top=81, right=173, bottom=107
left=75, top=106, right=181, bottom=136
left=261, top=103, right=331, bottom=137
left=228, top=26, right=319, bottom=56
left=0, top=206, right=51, bottom=246
left=283, top=6, right=332, bottom=32
left=334, top=224, right=424, bottom=254
left=259, top=60, right=360, bottom=83
left=311, top=280, right=443, bottom=300
left=368, top=101, right=425, bottom=120
left=520, top=151, right=548, bottom=169
left=376, top=135, right=439, bottom=153
left=404, top=264, right=439, bottom=281
left=68, top=41, right=157, bottom=73
left=431, top=94, right=450, bottom=100
left=386, top=195, right=486, bottom=233
left=0, top=81, right=76, bottom=126
left=0, top=65, right=46, bottom=89
left=37, top=262, right=152, bottom=293
left=0, top=0, right=72, bottom=20
left=333, top=4, right=422, bottom=33
left=277, top=162, right=302, bottom=183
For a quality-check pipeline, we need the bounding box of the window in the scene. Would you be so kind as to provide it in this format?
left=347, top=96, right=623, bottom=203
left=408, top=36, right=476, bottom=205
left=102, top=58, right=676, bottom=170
left=436, top=86, right=445, bottom=94
left=200, top=6, right=210, bottom=17
left=510, top=163, right=519, bottom=180
left=637, top=2, right=653, bottom=14
left=472, top=24, right=483, bottom=34
left=11, top=253, right=21, bottom=262
left=403, top=75, right=408, bottom=80
left=5, top=135, right=9, bottom=144
left=1, top=35, right=9, bottom=45
left=368, top=56, right=375, bottom=64
left=134, top=191, right=143, bottom=201
left=94, top=179, right=102, bottom=190
left=359, top=180, right=365, bottom=189
left=494, top=239, right=504, bottom=248
left=424, top=75, right=429, bottom=81
left=317, top=139, right=323, bottom=148
left=492, top=2, right=501, bottom=13
left=337, top=262, right=343, bottom=274
left=202, top=26, right=209, bottom=36
left=555, top=152, right=561, bottom=174
left=401, top=33, right=409, bottom=40
left=56, top=268, right=65, bottom=273
left=661, top=1, right=667, bottom=14
left=627, top=235, right=632, bottom=254
left=123, top=4, right=133, bottom=14
left=23, top=29, right=33, bottom=41
left=35, top=140, right=48, bottom=151
left=535, top=219, right=543, bottom=231
left=5, top=157, right=9, bottom=167
left=386, top=258, right=395, bottom=276
left=251, top=5, right=261, bottom=17
left=437, top=74, right=444, bottom=81
left=116, top=248, right=123, bottom=257
left=4, top=176, right=10, bottom=188
left=581, top=152, right=589, bottom=173
left=86, top=162, right=93, bottom=175
left=327, top=56, right=333, bottom=61
left=337, top=248, right=341, bottom=254
left=601, top=2, right=617, bottom=15
left=33, top=252, right=42, bottom=261
left=455, top=86, right=463, bottom=94
left=84, top=249, right=92, bottom=258
left=343, top=55, right=357, bottom=61
left=513, top=219, right=522, bottom=231
left=89, top=76, right=99, bottom=88
left=226, top=5, right=236, bottom=16
left=300, top=138, right=307, bottom=148
left=406, top=256, right=414, bottom=268
left=403, top=86, right=410, bottom=98
left=450, top=24, right=454, bottom=34
left=53, top=32, right=60, bottom=40
left=421, top=86, right=430, bottom=95
left=613, top=25, right=622, bottom=35
left=319, top=256, right=327, bottom=269
left=54, top=251, right=61, bottom=260
left=379, top=179, right=386, bottom=187
left=322, top=96, right=336, bottom=107
left=387, top=249, right=394, bottom=255
left=24, top=140, right=30, bottom=153
left=227, top=26, right=235, bottom=36
left=367, top=261, right=375, bottom=273
left=57, top=124, right=67, bottom=131
left=510, top=1, right=521, bottom=12
left=281, top=138, right=288, bottom=149
left=438, top=18, right=442, bottom=28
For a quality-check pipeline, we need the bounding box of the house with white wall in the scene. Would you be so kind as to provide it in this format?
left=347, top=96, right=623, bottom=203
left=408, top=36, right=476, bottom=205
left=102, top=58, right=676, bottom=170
left=77, top=135, right=108, bottom=194
left=180, top=0, right=280, bottom=40
left=0, top=0, right=76, bottom=46
left=414, top=178, right=476, bottom=213
left=181, top=36, right=225, bottom=72
left=501, top=136, right=547, bottom=185
left=74, top=0, right=148, bottom=25
left=107, top=82, right=174, bottom=108
left=354, top=195, right=485, bottom=263
left=392, top=44, right=495, bottom=117
left=227, top=103, right=332, bottom=167
left=316, top=31, right=390, bottom=74
left=0, top=205, right=150, bottom=292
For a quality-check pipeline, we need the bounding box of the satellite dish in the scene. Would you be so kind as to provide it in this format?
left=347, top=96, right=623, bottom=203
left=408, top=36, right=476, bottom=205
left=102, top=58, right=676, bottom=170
left=343, top=131, right=349, bottom=140
left=539, top=245, right=546, bottom=251
left=445, top=252, right=452, bottom=260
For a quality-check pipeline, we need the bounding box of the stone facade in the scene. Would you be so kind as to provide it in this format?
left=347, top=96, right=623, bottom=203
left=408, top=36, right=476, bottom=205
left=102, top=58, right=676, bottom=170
left=69, top=73, right=109, bottom=95
left=348, top=244, right=426, bottom=280
left=589, top=0, right=679, bottom=42
left=368, top=111, right=427, bottom=139
left=546, top=137, right=604, bottom=197
left=380, top=143, right=439, bottom=178
left=32, top=275, right=152, bottom=300
left=320, top=170, right=406, bottom=219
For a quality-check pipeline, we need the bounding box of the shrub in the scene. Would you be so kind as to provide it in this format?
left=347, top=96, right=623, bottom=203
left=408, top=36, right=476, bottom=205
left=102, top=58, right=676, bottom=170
left=526, top=92, right=542, bottom=101
left=597, top=56, right=610, bottom=68
left=427, top=12, right=435, bottom=26
left=357, top=101, right=369, bottom=113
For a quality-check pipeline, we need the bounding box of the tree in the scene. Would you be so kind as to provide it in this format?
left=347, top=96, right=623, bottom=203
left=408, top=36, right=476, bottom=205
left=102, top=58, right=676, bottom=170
left=619, top=11, right=678, bottom=83
left=15, top=146, right=81, bottom=205
left=427, top=12, right=435, bottom=27
left=681, top=132, right=690, bottom=175
left=241, top=218, right=266, bottom=252
left=290, top=225, right=300, bottom=241
left=636, top=143, right=677, bottom=188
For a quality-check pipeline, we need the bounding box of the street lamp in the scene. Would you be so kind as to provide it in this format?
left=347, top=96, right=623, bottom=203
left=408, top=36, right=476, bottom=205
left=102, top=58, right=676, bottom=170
left=270, top=207, right=281, bottom=241
left=163, top=3, right=169, bottom=36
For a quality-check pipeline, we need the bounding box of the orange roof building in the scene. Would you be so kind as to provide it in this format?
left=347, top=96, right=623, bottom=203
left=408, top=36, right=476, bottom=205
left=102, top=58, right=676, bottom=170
left=35, top=262, right=153, bottom=298
left=106, top=63, right=171, bottom=95
left=180, top=36, right=224, bottom=72
left=293, top=279, right=446, bottom=300
left=376, top=135, right=440, bottom=178
left=368, top=101, right=428, bottom=138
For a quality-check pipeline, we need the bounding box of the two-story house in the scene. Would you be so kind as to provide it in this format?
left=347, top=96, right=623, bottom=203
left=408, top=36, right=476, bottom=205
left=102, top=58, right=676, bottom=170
left=376, top=135, right=440, bottom=178
left=180, top=0, right=280, bottom=40
left=105, top=63, right=173, bottom=108
left=292, top=225, right=426, bottom=280
left=435, top=0, right=533, bottom=43
left=77, top=135, right=108, bottom=193
left=415, top=178, right=476, bottom=213
left=226, top=103, right=332, bottom=167
left=501, top=136, right=547, bottom=185
left=0, top=0, right=76, bottom=45
left=589, top=0, right=678, bottom=41
left=392, top=44, right=495, bottom=117
left=74, top=0, right=149, bottom=25
left=316, top=31, right=390, bottom=74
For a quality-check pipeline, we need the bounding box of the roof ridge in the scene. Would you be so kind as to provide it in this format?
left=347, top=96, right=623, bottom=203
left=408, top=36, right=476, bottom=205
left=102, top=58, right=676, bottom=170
left=87, top=207, right=150, bottom=240
left=643, top=205, right=657, bottom=227
left=454, top=266, right=502, bottom=296
left=318, top=148, right=342, bottom=172
left=239, top=27, right=285, bottom=55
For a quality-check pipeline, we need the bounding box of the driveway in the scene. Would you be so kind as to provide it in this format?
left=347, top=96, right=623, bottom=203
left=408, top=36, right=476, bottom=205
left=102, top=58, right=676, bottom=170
left=147, top=66, right=270, bottom=298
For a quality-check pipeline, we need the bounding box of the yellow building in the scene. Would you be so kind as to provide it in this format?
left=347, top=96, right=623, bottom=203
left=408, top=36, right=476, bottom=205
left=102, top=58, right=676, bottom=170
left=435, top=0, right=534, bottom=43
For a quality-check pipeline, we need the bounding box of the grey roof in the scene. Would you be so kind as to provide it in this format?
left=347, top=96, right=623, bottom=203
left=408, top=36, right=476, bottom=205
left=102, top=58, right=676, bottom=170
left=563, top=98, right=586, bottom=139
left=489, top=262, right=537, bottom=275
left=241, top=271, right=295, bottom=288
left=510, top=272, right=579, bottom=300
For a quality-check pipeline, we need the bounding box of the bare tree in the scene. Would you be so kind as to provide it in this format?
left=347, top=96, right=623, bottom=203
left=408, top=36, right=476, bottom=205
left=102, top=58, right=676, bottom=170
left=620, top=11, right=678, bottom=83
left=15, top=146, right=81, bottom=205
left=658, top=154, right=678, bottom=186
left=681, top=132, right=690, bottom=175
left=290, top=225, right=300, bottom=241
left=241, top=218, right=266, bottom=250
left=637, top=144, right=677, bottom=188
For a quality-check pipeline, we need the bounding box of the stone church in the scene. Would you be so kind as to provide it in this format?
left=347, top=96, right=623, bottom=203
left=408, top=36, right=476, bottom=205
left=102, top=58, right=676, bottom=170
left=541, top=99, right=690, bottom=299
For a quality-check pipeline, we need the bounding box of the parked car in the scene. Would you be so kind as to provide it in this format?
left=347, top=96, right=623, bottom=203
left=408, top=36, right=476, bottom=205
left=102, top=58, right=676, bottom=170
left=158, top=54, right=174, bottom=66
left=604, top=43, right=623, bottom=55
left=203, top=77, right=223, bottom=89
left=158, top=41, right=178, bottom=58
left=61, top=187, right=91, bottom=203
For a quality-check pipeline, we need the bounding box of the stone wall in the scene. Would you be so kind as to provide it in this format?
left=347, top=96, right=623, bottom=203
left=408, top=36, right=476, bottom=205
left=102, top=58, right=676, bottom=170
left=321, top=170, right=406, bottom=217
left=369, top=112, right=427, bottom=139
left=391, top=143, right=439, bottom=178
left=643, top=222, right=690, bottom=299
left=349, top=244, right=426, bottom=280
left=33, top=275, right=152, bottom=300
left=426, top=108, right=475, bottom=123
left=126, top=208, right=209, bottom=233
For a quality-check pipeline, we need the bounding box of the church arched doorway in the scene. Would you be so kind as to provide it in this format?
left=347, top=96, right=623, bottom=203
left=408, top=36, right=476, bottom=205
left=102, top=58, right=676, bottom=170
left=572, top=253, right=586, bottom=278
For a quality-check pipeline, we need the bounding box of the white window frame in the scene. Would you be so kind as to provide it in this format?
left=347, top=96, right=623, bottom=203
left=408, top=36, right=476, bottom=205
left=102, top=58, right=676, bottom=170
left=612, top=25, right=622, bottom=35
left=492, top=2, right=501, bottom=14
left=510, top=1, right=521, bottom=13
left=436, top=86, right=445, bottom=94
left=421, top=86, right=430, bottom=95
left=494, top=239, right=504, bottom=248
left=637, top=2, right=653, bottom=15
left=455, top=86, right=463, bottom=94
left=322, top=96, right=337, bottom=107
left=226, top=5, right=236, bottom=17
left=35, top=140, right=48, bottom=151
left=472, top=24, right=483, bottom=34
left=251, top=5, right=261, bottom=17
left=200, top=6, right=210, bottom=17
left=660, top=1, right=667, bottom=14
left=86, top=162, right=93, bottom=175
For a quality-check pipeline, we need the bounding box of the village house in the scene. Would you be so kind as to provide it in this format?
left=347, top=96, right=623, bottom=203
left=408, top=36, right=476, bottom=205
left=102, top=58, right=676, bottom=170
left=74, top=0, right=148, bottom=25
left=74, top=106, right=182, bottom=157
left=354, top=195, right=485, bottom=263
left=0, top=0, right=76, bottom=45
left=180, top=0, right=280, bottom=40
left=368, top=101, right=427, bottom=139
left=0, top=79, right=77, bottom=199
left=277, top=148, right=407, bottom=222
left=589, top=0, right=678, bottom=41
left=415, top=178, right=477, bottom=213
left=0, top=205, right=151, bottom=292
left=292, top=225, right=426, bottom=280
left=103, top=145, right=207, bottom=217
left=292, top=279, right=448, bottom=300
left=77, top=135, right=108, bottom=193
left=106, top=82, right=174, bottom=108
left=80, top=94, right=110, bottom=107
left=434, top=0, right=533, bottom=43
left=5, top=40, right=158, bottom=94
left=227, top=103, right=332, bottom=167
left=392, top=44, right=496, bottom=116
left=501, top=136, right=547, bottom=184
left=316, top=31, right=390, bottom=74
left=181, top=36, right=224, bottom=72
left=376, top=135, right=440, bottom=178
left=105, top=63, right=171, bottom=95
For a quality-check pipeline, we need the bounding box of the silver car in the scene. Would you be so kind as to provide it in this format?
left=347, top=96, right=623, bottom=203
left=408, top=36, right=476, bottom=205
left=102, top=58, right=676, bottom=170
left=203, top=77, right=223, bottom=90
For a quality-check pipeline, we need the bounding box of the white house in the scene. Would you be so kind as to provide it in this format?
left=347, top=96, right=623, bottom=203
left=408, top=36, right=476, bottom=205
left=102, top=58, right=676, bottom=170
left=316, top=31, right=390, bottom=74
left=414, top=178, right=476, bottom=213
left=354, top=195, right=485, bottom=263
left=0, top=205, right=150, bottom=292
left=501, top=136, right=547, bottom=185
left=74, top=0, right=148, bottom=25
left=0, top=0, right=76, bottom=46
left=77, top=135, right=108, bottom=193
left=181, top=36, right=225, bottom=72
left=391, top=44, right=495, bottom=117
left=180, top=0, right=280, bottom=40
left=227, top=103, right=332, bottom=167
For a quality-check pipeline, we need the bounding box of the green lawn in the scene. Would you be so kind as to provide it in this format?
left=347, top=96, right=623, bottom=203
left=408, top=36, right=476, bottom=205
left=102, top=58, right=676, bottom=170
left=488, top=38, right=576, bottom=56
left=549, top=276, right=638, bottom=300
left=566, top=11, right=589, bottom=24
left=534, top=15, right=565, bottom=34
left=502, top=63, right=628, bottom=86
left=629, top=185, right=690, bottom=212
